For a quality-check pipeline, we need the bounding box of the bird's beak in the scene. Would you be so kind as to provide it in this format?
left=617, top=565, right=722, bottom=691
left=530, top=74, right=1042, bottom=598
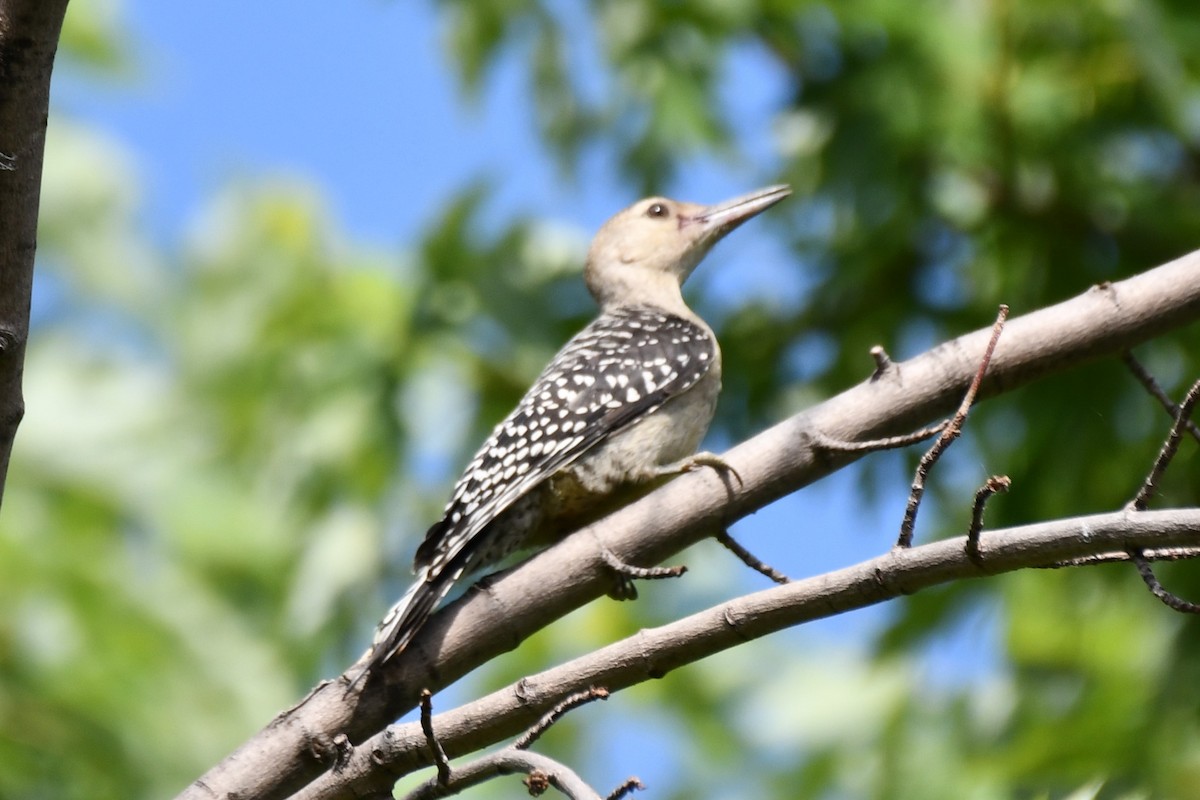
left=685, top=184, right=792, bottom=235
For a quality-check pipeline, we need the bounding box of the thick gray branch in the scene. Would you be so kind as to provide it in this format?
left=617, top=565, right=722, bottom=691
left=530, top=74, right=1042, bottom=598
left=179, top=248, right=1200, bottom=800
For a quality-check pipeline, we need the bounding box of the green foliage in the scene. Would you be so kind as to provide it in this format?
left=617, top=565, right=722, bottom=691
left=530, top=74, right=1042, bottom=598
left=56, top=0, right=135, bottom=76
left=4, top=1, right=1200, bottom=799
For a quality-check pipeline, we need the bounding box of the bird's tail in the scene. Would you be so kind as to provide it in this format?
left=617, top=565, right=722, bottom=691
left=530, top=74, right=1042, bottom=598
left=349, top=560, right=469, bottom=689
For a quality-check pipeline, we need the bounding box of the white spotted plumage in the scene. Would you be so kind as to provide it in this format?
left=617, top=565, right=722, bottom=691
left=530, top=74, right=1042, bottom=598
left=418, top=305, right=714, bottom=573
left=365, top=305, right=716, bottom=665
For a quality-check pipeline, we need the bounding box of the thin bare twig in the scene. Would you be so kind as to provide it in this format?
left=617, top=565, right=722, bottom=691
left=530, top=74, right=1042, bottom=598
left=716, top=530, right=790, bottom=584
left=404, top=687, right=616, bottom=800
left=1127, top=377, right=1200, bottom=511
left=420, top=690, right=452, bottom=786
left=330, top=733, right=354, bottom=773
left=1119, top=376, right=1200, bottom=610
left=966, top=475, right=1011, bottom=562
left=1122, top=352, right=1200, bottom=443
left=1042, top=547, right=1200, bottom=568
left=898, top=305, right=1009, bottom=548
left=402, top=749, right=604, bottom=800
left=870, top=345, right=894, bottom=379
left=1131, top=550, right=1200, bottom=614
left=514, top=687, right=609, bottom=751
left=606, top=778, right=645, bottom=800
left=525, top=769, right=551, bottom=796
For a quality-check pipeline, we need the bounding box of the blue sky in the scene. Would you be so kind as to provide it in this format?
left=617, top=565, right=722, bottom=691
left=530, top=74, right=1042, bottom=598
left=53, top=1, right=788, bottom=246
left=56, top=0, right=562, bottom=244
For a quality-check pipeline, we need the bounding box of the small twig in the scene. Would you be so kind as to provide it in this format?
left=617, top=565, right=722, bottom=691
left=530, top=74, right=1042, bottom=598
left=606, top=778, right=645, bottom=800
left=525, top=770, right=551, bottom=796
left=869, top=345, right=893, bottom=379
left=402, top=749, right=604, bottom=800
left=1131, top=549, right=1200, bottom=614
left=1127, top=377, right=1200, bottom=511
left=966, top=475, right=1011, bottom=563
left=514, top=687, right=610, bottom=751
left=420, top=689, right=452, bottom=786
left=808, top=421, right=947, bottom=454
left=1122, top=352, right=1200, bottom=443
left=716, top=530, right=790, bottom=584
left=330, top=733, right=354, bottom=773
left=1042, top=546, right=1200, bottom=568
left=404, top=688, right=614, bottom=800
left=898, top=305, right=1009, bottom=548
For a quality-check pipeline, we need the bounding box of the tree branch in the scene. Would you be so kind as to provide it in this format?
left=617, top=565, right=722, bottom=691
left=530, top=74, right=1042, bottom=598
left=402, top=749, right=603, bottom=800
left=178, top=248, right=1200, bottom=800
left=0, top=0, right=70, bottom=504
left=897, top=304, right=1008, bottom=547
left=1127, top=378, right=1200, bottom=511
left=400, top=688, right=615, bottom=800
left=295, top=507, right=1200, bottom=799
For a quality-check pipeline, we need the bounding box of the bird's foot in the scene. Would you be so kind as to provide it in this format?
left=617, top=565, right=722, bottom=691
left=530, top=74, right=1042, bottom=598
left=657, top=451, right=743, bottom=488
left=808, top=423, right=946, bottom=454
left=597, top=546, right=687, bottom=601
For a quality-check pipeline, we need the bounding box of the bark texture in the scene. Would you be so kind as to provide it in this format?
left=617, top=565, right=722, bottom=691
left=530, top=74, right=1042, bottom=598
left=0, top=0, right=70, bottom=502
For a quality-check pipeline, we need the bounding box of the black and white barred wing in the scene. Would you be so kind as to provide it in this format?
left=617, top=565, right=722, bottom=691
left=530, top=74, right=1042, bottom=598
left=414, top=305, right=716, bottom=576
left=361, top=306, right=716, bottom=671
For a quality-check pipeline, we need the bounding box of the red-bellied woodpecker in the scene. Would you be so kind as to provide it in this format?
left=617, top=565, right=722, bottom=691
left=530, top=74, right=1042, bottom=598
left=359, top=184, right=791, bottom=678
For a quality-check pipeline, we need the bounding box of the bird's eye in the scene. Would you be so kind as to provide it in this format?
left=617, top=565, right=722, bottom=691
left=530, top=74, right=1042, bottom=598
left=645, top=202, right=670, bottom=219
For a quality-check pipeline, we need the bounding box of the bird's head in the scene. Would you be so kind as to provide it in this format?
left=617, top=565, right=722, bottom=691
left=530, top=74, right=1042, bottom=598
left=584, top=184, right=791, bottom=311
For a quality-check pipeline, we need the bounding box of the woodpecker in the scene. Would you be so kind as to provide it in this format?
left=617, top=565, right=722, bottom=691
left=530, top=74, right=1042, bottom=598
left=359, top=184, right=791, bottom=678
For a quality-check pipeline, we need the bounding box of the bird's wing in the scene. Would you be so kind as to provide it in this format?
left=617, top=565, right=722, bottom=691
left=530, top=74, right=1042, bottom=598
left=414, top=304, right=717, bottom=576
